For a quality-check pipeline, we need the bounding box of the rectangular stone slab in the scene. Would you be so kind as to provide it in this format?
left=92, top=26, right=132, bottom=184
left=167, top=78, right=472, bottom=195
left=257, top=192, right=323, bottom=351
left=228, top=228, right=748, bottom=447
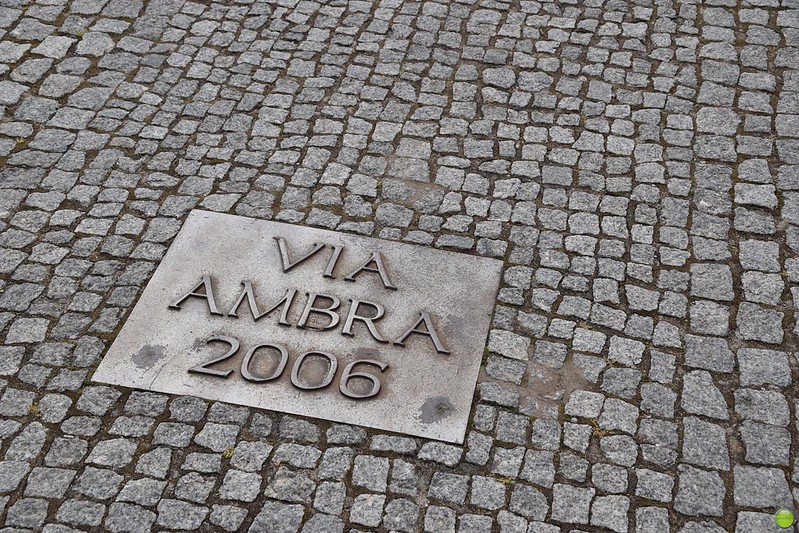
left=93, top=210, right=502, bottom=443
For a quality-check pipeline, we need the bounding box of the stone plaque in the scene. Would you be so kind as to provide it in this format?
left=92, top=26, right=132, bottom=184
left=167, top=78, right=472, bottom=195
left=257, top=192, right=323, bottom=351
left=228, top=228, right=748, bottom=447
left=93, top=210, right=502, bottom=443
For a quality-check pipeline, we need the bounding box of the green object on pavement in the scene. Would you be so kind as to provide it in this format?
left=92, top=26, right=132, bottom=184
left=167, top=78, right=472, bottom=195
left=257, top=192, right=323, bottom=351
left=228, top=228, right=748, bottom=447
left=775, top=509, right=795, bottom=529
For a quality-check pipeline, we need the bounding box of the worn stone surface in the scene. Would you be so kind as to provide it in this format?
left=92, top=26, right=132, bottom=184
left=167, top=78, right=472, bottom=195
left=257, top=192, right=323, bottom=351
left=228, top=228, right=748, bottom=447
left=93, top=211, right=501, bottom=443
left=0, top=0, right=796, bottom=530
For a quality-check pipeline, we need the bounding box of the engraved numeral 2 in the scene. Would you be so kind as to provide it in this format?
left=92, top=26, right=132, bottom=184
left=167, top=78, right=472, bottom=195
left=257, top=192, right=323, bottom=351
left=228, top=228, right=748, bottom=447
left=188, top=335, right=240, bottom=377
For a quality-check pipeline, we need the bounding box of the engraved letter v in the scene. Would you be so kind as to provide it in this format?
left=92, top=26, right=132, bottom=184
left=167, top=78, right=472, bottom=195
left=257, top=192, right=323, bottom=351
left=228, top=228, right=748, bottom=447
left=274, top=237, right=325, bottom=272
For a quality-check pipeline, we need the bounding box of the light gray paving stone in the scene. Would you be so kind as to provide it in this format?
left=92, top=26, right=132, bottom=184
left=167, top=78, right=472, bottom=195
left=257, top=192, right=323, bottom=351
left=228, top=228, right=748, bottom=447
left=24, top=466, right=76, bottom=498
left=193, top=423, right=239, bottom=452
left=117, top=478, right=166, bottom=507
left=0, top=388, right=36, bottom=416
left=690, top=264, right=734, bottom=301
left=458, top=513, right=493, bottom=532
left=738, top=348, right=791, bottom=387
left=675, top=466, right=726, bottom=517
left=551, top=484, right=594, bottom=525
left=56, top=499, right=106, bottom=527
left=428, top=472, right=469, bottom=504
left=175, top=471, right=215, bottom=504
left=565, top=390, right=604, bottom=418
left=683, top=335, right=734, bottom=373
left=6, top=421, right=47, bottom=460
left=264, top=467, right=315, bottom=503
left=509, top=484, right=547, bottom=521
left=86, top=438, right=137, bottom=467
left=350, top=494, right=385, bottom=528
left=250, top=500, right=304, bottom=532
left=498, top=510, right=527, bottom=533
left=520, top=450, right=555, bottom=488
left=490, top=446, right=525, bottom=478
left=104, top=503, right=156, bottom=533
left=326, top=425, right=366, bottom=445
left=681, top=371, right=729, bottom=420
left=273, top=443, right=322, bottom=469
left=45, top=438, right=88, bottom=467
left=219, top=469, right=261, bottom=502
left=733, top=466, right=792, bottom=508
left=300, top=513, right=344, bottom=533
left=152, top=422, right=194, bottom=447
left=739, top=420, right=791, bottom=466
left=6, top=497, right=49, bottom=528
left=318, top=447, right=352, bottom=480
left=636, top=507, right=670, bottom=532
left=352, top=455, right=389, bottom=492
left=424, top=506, right=456, bottom=533
left=382, top=498, right=419, bottom=533
left=737, top=302, right=785, bottom=344
left=417, top=442, right=462, bottom=466
left=389, top=459, right=418, bottom=496
left=591, top=495, right=630, bottom=533
left=592, top=463, right=629, bottom=494
left=600, top=435, right=639, bottom=467
left=210, top=504, right=248, bottom=532
left=682, top=417, right=730, bottom=471
left=0, top=460, right=30, bottom=492
left=231, top=441, right=272, bottom=472
left=279, top=416, right=320, bottom=442
left=313, top=481, right=345, bottom=515
left=157, top=499, right=208, bottom=530
left=169, top=396, right=208, bottom=422
left=135, top=447, right=172, bottom=479
left=73, top=466, right=123, bottom=500
left=369, top=435, right=417, bottom=455
left=735, top=511, right=784, bottom=533
left=734, top=389, right=790, bottom=426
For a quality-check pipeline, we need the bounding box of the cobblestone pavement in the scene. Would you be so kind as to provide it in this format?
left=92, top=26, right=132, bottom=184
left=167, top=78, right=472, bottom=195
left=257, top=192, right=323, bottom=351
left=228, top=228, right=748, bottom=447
left=0, top=0, right=797, bottom=531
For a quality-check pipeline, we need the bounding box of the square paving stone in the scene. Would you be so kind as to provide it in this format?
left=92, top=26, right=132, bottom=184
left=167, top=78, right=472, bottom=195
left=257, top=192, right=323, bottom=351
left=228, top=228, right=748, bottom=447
left=24, top=467, right=76, bottom=498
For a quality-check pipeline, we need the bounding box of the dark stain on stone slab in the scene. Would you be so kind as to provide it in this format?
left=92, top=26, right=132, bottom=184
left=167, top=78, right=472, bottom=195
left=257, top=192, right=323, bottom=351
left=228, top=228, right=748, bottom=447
left=133, top=344, right=166, bottom=369
left=420, top=396, right=455, bottom=423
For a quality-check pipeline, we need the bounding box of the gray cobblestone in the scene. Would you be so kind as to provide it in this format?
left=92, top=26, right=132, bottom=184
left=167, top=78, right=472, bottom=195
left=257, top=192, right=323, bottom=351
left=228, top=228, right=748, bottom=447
left=135, top=447, right=172, bottom=479
left=682, top=371, right=729, bottom=420
left=675, top=466, right=726, bottom=517
left=273, top=443, right=321, bottom=469
left=117, top=478, right=166, bottom=507
left=424, top=505, right=456, bottom=533
left=156, top=499, right=208, bottom=530
left=73, top=466, right=123, bottom=500
left=733, top=466, right=791, bottom=509
left=683, top=417, right=730, bottom=471
left=264, top=467, right=315, bottom=503
left=56, top=499, right=106, bottom=527
left=175, top=471, right=215, bottom=504
left=428, top=472, right=468, bottom=505
left=23, top=467, right=75, bottom=499
left=352, top=455, right=389, bottom=492
left=350, top=493, right=385, bottom=528
left=0, top=461, right=30, bottom=492
left=6, top=497, right=48, bottom=528
left=86, top=438, right=137, bottom=468
left=105, top=503, right=156, bottom=533
left=551, top=483, right=594, bottom=525
left=193, top=422, right=239, bottom=452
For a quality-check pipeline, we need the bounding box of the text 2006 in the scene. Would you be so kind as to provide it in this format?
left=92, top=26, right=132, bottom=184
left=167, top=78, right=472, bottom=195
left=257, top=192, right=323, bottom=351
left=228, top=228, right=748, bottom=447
left=189, top=335, right=389, bottom=400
